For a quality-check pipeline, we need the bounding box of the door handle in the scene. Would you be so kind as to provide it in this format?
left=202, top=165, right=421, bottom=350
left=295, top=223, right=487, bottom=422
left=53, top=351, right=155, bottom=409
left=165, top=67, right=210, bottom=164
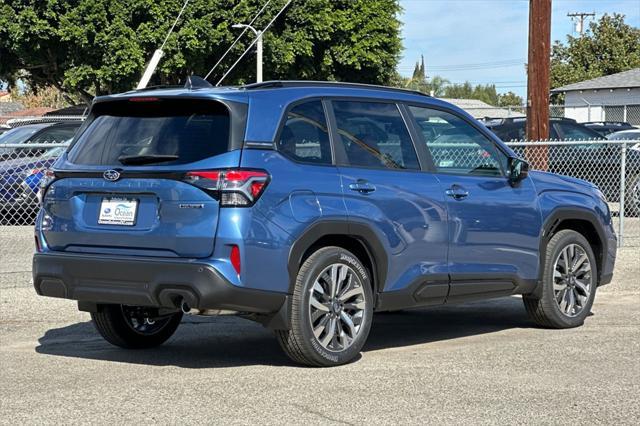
left=445, top=185, right=469, bottom=200
left=349, top=180, right=376, bottom=194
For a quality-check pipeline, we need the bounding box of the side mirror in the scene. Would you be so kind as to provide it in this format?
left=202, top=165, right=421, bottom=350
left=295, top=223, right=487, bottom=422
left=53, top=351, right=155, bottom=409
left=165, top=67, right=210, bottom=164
left=508, top=157, right=529, bottom=184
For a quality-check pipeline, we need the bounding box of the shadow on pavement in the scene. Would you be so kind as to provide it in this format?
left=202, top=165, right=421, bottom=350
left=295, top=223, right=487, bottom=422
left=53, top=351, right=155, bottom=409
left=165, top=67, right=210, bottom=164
left=36, top=296, right=533, bottom=368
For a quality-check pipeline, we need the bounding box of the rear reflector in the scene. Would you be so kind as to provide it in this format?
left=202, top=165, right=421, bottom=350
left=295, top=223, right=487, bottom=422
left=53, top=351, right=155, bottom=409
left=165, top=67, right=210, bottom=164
left=184, top=169, right=269, bottom=207
left=34, top=235, right=42, bottom=253
left=230, top=245, right=241, bottom=275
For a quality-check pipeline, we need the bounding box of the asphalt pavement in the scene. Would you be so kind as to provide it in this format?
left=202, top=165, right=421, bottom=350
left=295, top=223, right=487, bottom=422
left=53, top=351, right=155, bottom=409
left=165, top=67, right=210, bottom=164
left=1, top=248, right=638, bottom=425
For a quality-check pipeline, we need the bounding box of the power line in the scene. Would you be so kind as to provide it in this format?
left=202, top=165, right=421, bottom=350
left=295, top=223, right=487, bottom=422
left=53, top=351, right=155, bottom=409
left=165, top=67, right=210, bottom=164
left=216, top=0, right=292, bottom=86
left=204, top=0, right=274, bottom=80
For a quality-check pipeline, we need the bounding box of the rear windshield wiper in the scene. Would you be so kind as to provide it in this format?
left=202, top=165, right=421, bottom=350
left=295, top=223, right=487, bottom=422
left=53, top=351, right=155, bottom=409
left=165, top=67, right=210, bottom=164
left=118, top=154, right=179, bottom=165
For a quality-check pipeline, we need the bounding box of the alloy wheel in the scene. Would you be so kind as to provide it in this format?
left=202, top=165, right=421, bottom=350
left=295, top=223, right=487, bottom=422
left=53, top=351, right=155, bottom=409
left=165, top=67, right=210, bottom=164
left=552, top=243, right=593, bottom=317
left=308, top=263, right=366, bottom=352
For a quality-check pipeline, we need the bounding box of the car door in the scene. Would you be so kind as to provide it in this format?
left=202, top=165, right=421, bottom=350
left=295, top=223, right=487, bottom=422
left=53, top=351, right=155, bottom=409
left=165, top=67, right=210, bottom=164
left=330, top=100, right=449, bottom=305
left=407, top=105, right=542, bottom=302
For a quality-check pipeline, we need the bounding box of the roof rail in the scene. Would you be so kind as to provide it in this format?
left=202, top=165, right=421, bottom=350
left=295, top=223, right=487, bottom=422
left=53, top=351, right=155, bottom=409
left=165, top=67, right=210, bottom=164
left=242, top=80, right=430, bottom=97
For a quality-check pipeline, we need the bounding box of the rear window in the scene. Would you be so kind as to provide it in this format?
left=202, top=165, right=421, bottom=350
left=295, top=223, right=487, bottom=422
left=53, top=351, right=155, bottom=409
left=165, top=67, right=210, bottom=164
left=68, top=99, right=230, bottom=166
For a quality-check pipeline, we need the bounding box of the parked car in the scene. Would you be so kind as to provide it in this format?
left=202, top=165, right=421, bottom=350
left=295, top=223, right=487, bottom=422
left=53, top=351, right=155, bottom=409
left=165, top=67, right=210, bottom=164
left=33, top=81, right=617, bottom=366
left=607, top=129, right=640, bottom=142
left=483, top=116, right=604, bottom=142
left=485, top=117, right=639, bottom=215
left=0, top=121, right=80, bottom=159
left=0, top=146, right=67, bottom=223
left=584, top=121, right=635, bottom=137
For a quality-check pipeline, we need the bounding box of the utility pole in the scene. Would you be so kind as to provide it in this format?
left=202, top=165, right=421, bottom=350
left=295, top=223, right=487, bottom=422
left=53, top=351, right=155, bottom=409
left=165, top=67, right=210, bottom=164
left=526, top=0, right=552, bottom=143
left=567, top=12, right=595, bottom=35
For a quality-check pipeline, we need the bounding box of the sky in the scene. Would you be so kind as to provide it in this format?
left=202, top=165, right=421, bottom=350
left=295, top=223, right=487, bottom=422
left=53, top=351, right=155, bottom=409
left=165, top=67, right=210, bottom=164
left=398, top=0, right=640, bottom=98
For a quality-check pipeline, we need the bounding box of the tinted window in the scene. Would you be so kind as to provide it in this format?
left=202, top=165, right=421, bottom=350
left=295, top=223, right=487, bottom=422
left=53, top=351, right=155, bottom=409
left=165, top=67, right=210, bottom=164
left=409, top=106, right=507, bottom=176
left=68, top=99, right=230, bottom=166
left=554, top=122, right=602, bottom=141
left=31, top=125, right=80, bottom=144
left=277, top=101, right=332, bottom=164
left=488, top=121, right=560, bottom=141
left=333, top=101, right=419, bottom=170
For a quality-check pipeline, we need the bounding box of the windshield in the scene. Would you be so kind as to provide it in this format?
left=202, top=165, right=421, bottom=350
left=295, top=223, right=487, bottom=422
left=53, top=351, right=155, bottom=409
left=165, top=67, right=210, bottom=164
left=0, top=126, right=46, bottom=145
left=68, top=99, right=230, bottom=166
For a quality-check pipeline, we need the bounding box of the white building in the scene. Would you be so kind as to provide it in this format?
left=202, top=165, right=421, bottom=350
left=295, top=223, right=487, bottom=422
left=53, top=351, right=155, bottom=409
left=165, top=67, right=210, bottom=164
left=551, top=68, right=640, bottom=125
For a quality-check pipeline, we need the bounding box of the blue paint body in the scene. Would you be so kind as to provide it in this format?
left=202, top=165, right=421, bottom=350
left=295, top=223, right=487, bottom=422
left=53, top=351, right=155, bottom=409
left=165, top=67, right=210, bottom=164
left=35, top=84, right=617, bottom=303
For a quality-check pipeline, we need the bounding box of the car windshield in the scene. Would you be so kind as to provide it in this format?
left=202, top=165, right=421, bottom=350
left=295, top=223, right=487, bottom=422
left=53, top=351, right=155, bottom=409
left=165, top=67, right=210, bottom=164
left=0, top=125, right=46, bottom=145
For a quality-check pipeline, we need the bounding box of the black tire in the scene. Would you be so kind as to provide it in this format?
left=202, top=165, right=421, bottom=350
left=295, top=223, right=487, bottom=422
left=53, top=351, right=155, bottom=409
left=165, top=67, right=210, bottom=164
left=624, top=174, right=640, bottom=217
left=276, top=246, right=374, bottom=367
left=523, top=230, right=598, bottom=328
left=91, top=304, right=183, bottom=349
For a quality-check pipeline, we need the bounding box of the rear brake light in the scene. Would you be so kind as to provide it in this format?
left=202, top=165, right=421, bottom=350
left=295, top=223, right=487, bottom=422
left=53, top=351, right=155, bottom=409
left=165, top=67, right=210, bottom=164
left=129, top=97, right=160, bottom=102
left=184, top=169, right=269, bottom=207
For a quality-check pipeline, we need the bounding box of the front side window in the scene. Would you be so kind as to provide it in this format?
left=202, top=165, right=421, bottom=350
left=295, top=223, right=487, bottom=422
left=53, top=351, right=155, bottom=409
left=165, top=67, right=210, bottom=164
left=277, top=101, right=332, bottom=165
left=409, top=106, right=507, bottom=176
left=332, top=101, right=420, bottom=170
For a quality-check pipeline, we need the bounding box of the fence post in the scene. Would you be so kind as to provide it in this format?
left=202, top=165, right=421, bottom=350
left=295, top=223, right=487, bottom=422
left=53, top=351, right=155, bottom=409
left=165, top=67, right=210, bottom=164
left=623, top=105, right=627, bottom=123
left=618, top=142, right=627, bottom=247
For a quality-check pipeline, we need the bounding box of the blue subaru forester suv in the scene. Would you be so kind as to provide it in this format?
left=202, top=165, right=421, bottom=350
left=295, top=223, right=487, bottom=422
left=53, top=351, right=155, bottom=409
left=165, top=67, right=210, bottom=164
left=33, top=80, right=617, bottom=366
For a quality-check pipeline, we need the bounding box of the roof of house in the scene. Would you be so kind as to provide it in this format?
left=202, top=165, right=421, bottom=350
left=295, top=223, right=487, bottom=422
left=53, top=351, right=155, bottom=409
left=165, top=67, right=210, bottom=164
left=439, top=98, right=525, bottom=119
left=0, top=101, right=23, bottom=114
left=551, top=68, right=640, bottom=93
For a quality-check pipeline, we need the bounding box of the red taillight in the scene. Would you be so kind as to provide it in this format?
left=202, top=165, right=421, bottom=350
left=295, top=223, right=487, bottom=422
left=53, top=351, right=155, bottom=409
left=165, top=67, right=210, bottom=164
left=37, top=170, right=56, bottom=205
left=34, top=235, right=42, bottom=253
left=230, top=245, right=241, bottom=275
left=184, top=169, right=269, bottom=207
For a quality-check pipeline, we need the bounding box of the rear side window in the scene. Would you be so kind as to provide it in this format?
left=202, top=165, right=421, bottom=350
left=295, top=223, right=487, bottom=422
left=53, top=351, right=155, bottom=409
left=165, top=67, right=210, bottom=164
left=333, top=101, right=419, bottom=170
left=277, top=101, right=332, bottom=165
left=68, top=99, right=230, bottom=166
left=31, top=125, right=80, bottom=144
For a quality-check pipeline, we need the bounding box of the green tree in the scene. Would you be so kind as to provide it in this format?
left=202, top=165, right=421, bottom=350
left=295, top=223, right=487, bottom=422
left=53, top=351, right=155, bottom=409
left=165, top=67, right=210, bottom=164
left=497, top=91, right=523, bottom=107
left=396, top=73, right=449, bottom=97
left=0, top=0, right=402, bottom=104
left=551, top=13, right=640, bottom=93
left=443, top=82, right=499, bottom=105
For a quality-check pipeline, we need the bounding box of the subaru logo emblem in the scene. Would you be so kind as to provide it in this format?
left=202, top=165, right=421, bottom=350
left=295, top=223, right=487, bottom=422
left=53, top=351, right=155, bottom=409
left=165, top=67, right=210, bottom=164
left=103, top=169, right=121, bottom=182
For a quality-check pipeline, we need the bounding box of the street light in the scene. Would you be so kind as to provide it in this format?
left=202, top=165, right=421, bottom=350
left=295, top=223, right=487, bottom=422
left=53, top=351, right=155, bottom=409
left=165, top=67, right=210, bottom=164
left=232, top=23, right=263, bottom=83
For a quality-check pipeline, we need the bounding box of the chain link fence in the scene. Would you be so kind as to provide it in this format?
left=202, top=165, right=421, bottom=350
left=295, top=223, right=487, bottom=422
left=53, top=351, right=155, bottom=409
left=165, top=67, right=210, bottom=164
left=0, top=138, right=639, bottom=286
left=508, top=140, right=640, bottom=247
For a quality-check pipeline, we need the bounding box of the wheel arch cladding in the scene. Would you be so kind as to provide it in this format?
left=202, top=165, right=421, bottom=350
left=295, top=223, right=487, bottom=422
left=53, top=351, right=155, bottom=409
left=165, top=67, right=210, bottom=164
left=287, top=221, right=388, bottom=297
left=541, top=208, right=606, bottom=286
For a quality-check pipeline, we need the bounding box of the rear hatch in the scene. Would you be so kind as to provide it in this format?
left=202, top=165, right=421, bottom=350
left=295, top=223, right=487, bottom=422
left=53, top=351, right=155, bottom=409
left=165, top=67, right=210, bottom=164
left=41, top=96, right=243, bottom=258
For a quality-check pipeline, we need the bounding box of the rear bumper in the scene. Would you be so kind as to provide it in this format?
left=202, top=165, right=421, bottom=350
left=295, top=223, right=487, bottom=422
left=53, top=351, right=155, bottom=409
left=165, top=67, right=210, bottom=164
left=33, top=252, right=287, bottom=314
